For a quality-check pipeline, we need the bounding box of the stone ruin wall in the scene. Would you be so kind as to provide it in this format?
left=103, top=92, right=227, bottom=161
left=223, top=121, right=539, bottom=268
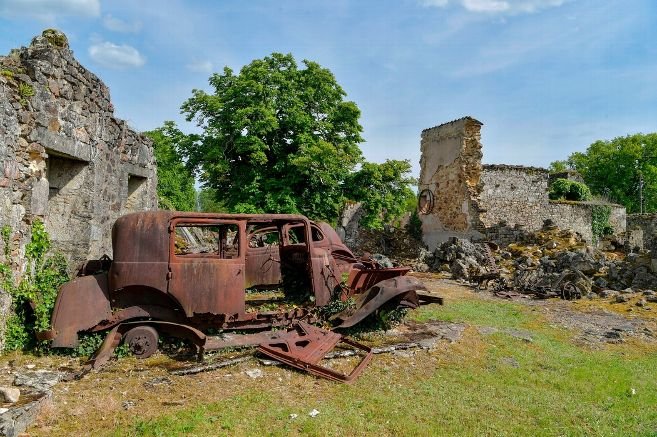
left=478, top=165, right=625, bottom=244
left=627, top=214, right=657, bottom=251
left=0, top=30, right=158, bottom=343
left=418, top=116, right=627, bottom=249
left=478, top=164, right=550, bottom=233
left=417, top=117, right=484, bottom=249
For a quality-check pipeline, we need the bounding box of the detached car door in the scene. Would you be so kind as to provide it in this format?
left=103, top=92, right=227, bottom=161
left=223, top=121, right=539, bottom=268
left=168, top=218, right=246, bottom=317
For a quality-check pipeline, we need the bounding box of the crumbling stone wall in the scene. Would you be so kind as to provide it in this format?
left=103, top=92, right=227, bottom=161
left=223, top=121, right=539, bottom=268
left=418, top=117, right=626, bottom=249
left=478, top=165, right=625, bottom=244
left=417, top=117, right=484, bottom=249
left=0, top=31, right=156, bottom=275
left=627, top=214, right=657, bottom=251
left=478, top=164, right=550, bottom=233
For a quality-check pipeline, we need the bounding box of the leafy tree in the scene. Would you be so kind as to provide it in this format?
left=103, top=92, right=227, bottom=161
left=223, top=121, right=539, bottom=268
left=345, top=160, right=416, bottom=229
left=555, top=133, right=657, bottom=213
left=548, top=160, right=569, bottom=173
left=198, top=187, right=226, bottom=213
left=145, top=122, right=197, bottom=211
left=180, top=53, right=364, bottom=221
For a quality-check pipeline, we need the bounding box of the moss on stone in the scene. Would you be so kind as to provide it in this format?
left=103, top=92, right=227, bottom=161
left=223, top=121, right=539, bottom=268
left=41, top=29, right=68, bottom=49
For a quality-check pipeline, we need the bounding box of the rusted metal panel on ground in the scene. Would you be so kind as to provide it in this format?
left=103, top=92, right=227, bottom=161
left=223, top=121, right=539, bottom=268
left=257, top=322, right=373, bottom=383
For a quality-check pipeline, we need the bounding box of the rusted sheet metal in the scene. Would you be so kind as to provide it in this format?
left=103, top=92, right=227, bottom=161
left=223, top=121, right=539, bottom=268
left=257, top=322, right=372, bottom=383
left=49, top=273, right=111, bottom=347
left=344, top=263, right=411, bottom=296
left=331, top=276, right=427, bottom=329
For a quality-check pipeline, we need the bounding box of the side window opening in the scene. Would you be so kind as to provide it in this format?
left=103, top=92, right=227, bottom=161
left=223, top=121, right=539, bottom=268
left=287, top=225, right=306, bottom=245
left=248, top=227, right=280, bottom=248
left=174, top=223, right=239, bottom=258
left=311, top=225, right=324, bottom=242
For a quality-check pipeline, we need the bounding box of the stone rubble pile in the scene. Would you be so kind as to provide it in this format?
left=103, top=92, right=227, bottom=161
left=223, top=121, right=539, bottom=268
left=0, top=366, right=65, bottom=437
left=426, top=224, right=657, bottom=300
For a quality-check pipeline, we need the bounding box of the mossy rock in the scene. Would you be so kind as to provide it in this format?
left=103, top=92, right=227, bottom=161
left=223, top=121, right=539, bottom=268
left=41, top=29, right=69, bottom=49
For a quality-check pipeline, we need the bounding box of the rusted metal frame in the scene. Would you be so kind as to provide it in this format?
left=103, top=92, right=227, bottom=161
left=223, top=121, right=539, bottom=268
left=219, top=308, right=317, bottom=330
left=257, top=322, right=373, bottom=384
left=88, top=304, right=185, bottom=332
left=88, top=320, right=208, bottom=369
left=204, top=331, right=283, bottom=351
left=416, top=292, right=444, bottom=305
left=168, top=217, right=246, bottom=260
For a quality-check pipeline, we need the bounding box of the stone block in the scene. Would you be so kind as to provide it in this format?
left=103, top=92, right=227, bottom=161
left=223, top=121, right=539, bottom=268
left=30, top=178, right=49, bottom=216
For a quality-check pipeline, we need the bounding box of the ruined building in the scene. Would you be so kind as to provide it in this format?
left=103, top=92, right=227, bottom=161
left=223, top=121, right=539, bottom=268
left=418, top=117, right=626, bottom=250
left=0, top=30, right=157, bottom=273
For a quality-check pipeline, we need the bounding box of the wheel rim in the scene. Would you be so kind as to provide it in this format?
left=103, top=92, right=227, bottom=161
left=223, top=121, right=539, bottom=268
left=123, top=326, right=159, bottom=358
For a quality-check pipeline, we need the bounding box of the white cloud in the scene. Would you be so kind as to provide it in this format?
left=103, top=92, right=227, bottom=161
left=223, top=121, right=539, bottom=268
left=421, top=0, right=568, bottom=14
left=88, top=41, right=145, bottom=69
left=420, top=0, right=449, bottom=6
left=102, top=14, right=142, bottom=33
left=186, top=60, right=213, bottom=74
left=0, top=0, right=100, bottom=20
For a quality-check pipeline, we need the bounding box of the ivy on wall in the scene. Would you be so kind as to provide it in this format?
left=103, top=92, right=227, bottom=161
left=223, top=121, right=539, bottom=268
left=0, top=221, right=69, bottom=351
left=591, top=205, right=614, bottom=243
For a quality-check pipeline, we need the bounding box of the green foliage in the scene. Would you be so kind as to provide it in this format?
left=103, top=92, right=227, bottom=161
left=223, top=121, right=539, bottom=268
left=562, top=133, right=657, bottom=213
left=181, top=53, right=364, bottom=221
left=548, top=178, right=592, bottom=201
left=42, top=29, right=68, bottom=48
left=316, top=296, right=355, bottom=320
left=74, top=333, right=130, bottom=358
left=591, top=205, right=614, bottom=242
left=548, top=160, right=569, bottom=173
left=18, top=82, right=34, bottom=107
left=145, top=122, right=197, bottom=211
left=1, top=225, right=10, bottom=258
left=1, top=69, right=14, bottom=79
left=18, top=82, right=34, bottom=98
left=1, top=221, right=69, bottom=352
left=344, top=160, right=416, bottom=230
left=197, top=188, right=226, bottom=212
left=406, top=209, right=423, bottom=241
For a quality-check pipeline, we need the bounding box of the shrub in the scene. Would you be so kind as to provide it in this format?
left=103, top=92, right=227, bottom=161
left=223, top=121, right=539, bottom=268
left=591, top=205, right=614, bottom=242
left=406, top=210, right=423, bottom=241
left=549, top=178, right=593, bottom=201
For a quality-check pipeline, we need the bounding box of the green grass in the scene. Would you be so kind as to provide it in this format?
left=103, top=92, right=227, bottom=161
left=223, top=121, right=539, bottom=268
left=116, top=299, right=657, bottom=436
left=410, top=298, right=534, bottom=329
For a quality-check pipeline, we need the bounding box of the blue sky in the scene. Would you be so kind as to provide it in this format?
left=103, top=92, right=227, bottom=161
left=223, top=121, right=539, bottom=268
left=1, top=0, right=655, bottom=177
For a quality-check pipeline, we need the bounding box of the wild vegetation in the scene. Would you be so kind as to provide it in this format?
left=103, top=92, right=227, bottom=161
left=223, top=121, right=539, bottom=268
left=144, top=122, right=197, bottom=211
left=0, top=221, right=69, bottom=351
left=551, top=133, right=657, bottom=213
left=548, top=178, right=592, bottom=202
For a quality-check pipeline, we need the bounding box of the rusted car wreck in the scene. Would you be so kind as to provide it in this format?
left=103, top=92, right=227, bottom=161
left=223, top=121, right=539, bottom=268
left=41, top=211, right=438, bottom=381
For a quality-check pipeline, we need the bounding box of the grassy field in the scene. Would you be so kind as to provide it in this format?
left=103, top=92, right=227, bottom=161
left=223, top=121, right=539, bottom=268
left=26, top=279, right=657, bottom=436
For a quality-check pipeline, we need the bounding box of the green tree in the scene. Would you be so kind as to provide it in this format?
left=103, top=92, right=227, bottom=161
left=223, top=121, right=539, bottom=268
left=145, top=122, right=197, bottom=211
left=197, top=187, right=225, bottom=213
left=561, top=133, right=657, bottom=213
left=548, top=160, right=569, bottom=173
left=180, top=53, right=364, bottom=221
left=345, top=160, right=416, bottom=229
